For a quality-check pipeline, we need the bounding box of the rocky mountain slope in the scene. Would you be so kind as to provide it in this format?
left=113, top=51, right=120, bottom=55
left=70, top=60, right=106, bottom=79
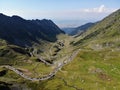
left=0, top=13, right=65, bottom=68
left=0, top=13, right=64, bottom=47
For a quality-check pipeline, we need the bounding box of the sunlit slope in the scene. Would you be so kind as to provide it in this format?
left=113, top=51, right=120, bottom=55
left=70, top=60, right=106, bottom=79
left=74, top=9, right=120, bottom=49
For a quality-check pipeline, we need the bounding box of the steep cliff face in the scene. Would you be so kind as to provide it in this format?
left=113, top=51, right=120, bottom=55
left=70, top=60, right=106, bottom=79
left=0, top=13, right=64, bottom=47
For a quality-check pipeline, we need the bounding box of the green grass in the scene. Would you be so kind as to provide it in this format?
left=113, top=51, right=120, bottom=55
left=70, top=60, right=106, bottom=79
left=1, top=47, right=120, bottom=90
left=58, top=49, right=120, bottom=90
left=1, top=32, right=120, bottom=89
left=23, top=48, right=120, bottom=90
left=74, top=9, right=120, bottom=49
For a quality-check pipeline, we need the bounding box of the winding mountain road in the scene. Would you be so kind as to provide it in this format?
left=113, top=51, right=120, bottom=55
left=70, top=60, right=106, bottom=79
left=0, top=50, right=80, bottom=81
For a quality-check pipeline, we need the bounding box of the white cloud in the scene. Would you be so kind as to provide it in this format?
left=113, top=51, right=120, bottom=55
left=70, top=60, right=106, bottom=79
left=54, top=5, right=118, bottom=27
left=99, top=5, right=105, bottom=13
left=83, top=5, right=116, bottom=13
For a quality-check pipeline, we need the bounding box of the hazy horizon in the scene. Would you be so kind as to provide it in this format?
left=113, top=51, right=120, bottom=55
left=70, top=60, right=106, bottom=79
left=0, top=0, right=119, bottom=28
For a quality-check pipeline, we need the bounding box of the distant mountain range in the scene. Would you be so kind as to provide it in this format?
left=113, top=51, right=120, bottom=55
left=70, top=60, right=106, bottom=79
left=61, top=27, right=75, bottom=34
left=62, top=22, right=95, bottom=35
left=0, top=13, right=64, bottom=47
left=70, top=22, right=95, bottom=35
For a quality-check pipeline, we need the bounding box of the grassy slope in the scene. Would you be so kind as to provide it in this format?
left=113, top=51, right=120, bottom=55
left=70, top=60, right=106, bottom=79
left=0, top=39, right=28, bottom=65
left=0, top=34, right=75, bottom=89
left=1, top=33, right=120, bottom=90
left=61, top=49, right=120, bottom=90
left=0, top=34, right=76, bottom=90
left=74, top=9, right=120, bottom=48
left=0, top=37, right=120, bottom=90
left=7, top=48, right=119, bottom=90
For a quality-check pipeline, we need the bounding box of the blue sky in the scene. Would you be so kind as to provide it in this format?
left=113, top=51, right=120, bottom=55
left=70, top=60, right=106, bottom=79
left=0, top=0, right=119, bottom=27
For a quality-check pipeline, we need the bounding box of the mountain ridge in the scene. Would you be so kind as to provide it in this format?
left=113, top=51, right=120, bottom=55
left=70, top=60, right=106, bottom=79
left=62, top=22, right=95, bottom=35
left=70, top=22, right=95, bottom=35
left=74, top=9, right=120, bottom=49
left=0, top=13, right=64, bottom=47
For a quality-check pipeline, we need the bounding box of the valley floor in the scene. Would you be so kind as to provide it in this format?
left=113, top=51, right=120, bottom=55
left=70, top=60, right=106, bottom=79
left=0, top=36, right=120, bottom=90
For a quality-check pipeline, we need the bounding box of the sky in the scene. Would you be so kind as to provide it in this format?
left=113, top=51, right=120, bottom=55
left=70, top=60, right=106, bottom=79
left=0, top=0, right=119, bottom=27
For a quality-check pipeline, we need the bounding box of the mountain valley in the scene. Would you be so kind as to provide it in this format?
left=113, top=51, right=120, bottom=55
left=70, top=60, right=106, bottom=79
left=0, top=9, right=120, bottom=90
